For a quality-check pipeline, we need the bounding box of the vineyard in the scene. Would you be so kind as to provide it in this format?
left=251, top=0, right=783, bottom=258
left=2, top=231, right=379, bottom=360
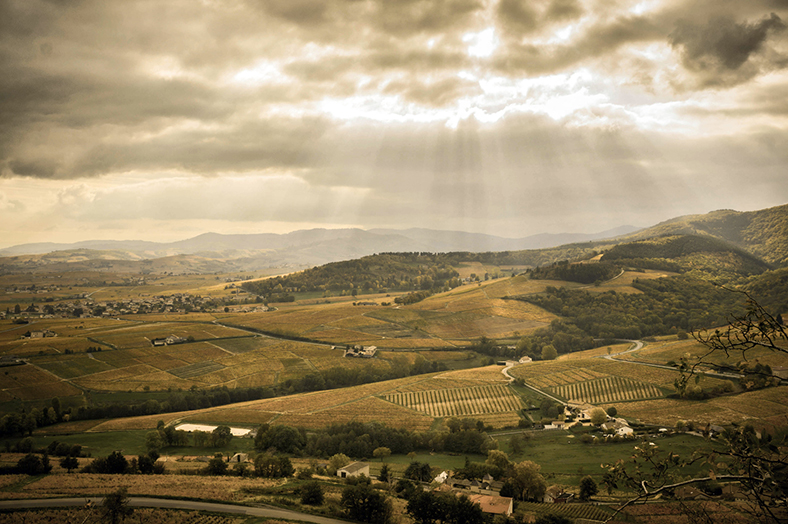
left=549, top=375, right=665, bottom=404
left=516, top=501, right=616, bottom=522
left=383, top=384, right=523, bottom=417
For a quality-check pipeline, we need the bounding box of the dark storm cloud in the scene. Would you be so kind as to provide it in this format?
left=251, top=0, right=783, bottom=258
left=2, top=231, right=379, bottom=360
left=669, top=13, right=787, bottom=85
left=545, top=0, right=584, bottom=22
left=497, top=0, right=584, bottom=35
left=372, top=0, right=484, bottom=36
left=497, top=0, right=541, bottom=34
left=66, top=116, right=332, bottom=178
left=255, top=0, right=330, bottom=25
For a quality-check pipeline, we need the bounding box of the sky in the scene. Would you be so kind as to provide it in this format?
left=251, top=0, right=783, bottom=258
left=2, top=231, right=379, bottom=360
left=1, top=0, right=788, bottom=248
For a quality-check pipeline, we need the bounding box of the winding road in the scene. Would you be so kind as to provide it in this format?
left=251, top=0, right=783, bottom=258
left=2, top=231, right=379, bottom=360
left=0, top=497, right=352, bottom=524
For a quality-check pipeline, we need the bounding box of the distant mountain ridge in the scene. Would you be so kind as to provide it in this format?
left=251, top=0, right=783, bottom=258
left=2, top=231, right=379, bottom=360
left=0, top=225, right=640, bottom=259
left=2, top=202, right=787, bottom=275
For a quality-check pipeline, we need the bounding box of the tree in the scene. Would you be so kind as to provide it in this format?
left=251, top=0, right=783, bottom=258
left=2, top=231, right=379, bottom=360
left=145, top=430, right=164, bottom=452
left=210, top=425, right=232, bottom=447
left=589, top=407, right=607, bottom=426
left=60, top=456, right=79, bottom=473
left=404, top=461, right=433, bottom=482
left=328, top=453, right=351, bottom=475
left=105, top=451, right=128, bottom=474
left=300, top=481, right=324, bottom=506
left=373, top=446, right=391, bottom=462
left=101, top=487, right=133, bottom=524
left=579, top=475, right=598, bottom=501
left=379, top=464, right=391, bottom=483
left=17, top=453, right=52, bottom=475
left=508, top=460, right=547, bottom=501
left=606, top=406, right=617, bottom=417
left=341, top=484, right=392, bottom=524
left=486, top=449, right=511, bottom=476
left=206, top=453, right=228, bottom=475
left=541, top=344, right=558, bottom=360
left=255, top=424, right=305, bottom=454
left=254, top=453, right=294, bottom=478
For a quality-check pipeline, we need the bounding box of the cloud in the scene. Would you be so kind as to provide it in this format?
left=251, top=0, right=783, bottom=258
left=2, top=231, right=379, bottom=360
left=670, top=12, right=787, bottom=86
left=497, top=0, right=584, bottom=36
left=493, top=14, right=664, bottom=75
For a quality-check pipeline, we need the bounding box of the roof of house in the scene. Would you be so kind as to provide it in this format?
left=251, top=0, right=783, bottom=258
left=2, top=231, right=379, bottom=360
left=338, top=461, right=369, bottom=474
left=545, top=485, right=567, bottom=498
left=467, top=494, right=513, bottom=515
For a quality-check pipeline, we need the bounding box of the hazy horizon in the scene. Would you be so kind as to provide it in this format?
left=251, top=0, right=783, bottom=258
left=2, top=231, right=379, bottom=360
left=2, top=0, right=787, bottom=247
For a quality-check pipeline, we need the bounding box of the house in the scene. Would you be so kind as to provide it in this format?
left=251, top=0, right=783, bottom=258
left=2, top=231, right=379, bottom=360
left=721, top=483, right=749, bottom=501
left=29, top=330, right=56, bottom=338
left=467, top=494, right=513, bottom=516
left=617, top=426, right=634, bottom=437
left=343, top=346, right=377, bottom=358
left=434, top=471, right=449, bottom=484
left=673, top=486, right=711, bottom=500
left=337, top=461, right=369, bottom=479
left=544, top=486, right=573, bottom=503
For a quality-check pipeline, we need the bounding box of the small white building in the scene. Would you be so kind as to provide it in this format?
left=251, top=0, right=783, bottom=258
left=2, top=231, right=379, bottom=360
left=337, top=461, right=370, bottom=479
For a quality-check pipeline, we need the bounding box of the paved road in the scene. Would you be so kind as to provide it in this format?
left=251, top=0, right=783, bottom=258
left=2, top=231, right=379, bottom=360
left=0, top=497, right=352, bottom=524
left=599, top=339, right=741, bottom=379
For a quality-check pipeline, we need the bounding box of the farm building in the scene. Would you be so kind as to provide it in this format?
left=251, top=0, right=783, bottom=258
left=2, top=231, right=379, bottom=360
left=343, top=345, right=377, bottom=358
left=337, top=461, right=369, bottom=479
left=29, top=330, right=56, bottom=338
left=544, top=486, right=573, bottom=503
left=230, top=453, right=249, bottom=463
left=467, top=494, right=513, bottom=516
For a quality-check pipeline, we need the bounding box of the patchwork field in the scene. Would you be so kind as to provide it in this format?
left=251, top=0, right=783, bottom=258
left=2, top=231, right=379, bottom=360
left=507, top=338, right=788, bottom=430
left=219, top=275, right=562, bottom=347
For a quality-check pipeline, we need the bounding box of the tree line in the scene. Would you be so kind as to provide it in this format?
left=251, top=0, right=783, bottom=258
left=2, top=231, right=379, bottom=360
left=255, top=418, right=496, bottom=458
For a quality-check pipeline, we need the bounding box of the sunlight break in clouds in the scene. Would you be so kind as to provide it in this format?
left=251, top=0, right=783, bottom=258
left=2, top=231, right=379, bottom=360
left=0, top=0, right=787, bottom=247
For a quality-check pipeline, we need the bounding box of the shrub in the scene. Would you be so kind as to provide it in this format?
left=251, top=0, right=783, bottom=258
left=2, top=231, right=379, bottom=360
left=300, top=481, right=324, bottom=506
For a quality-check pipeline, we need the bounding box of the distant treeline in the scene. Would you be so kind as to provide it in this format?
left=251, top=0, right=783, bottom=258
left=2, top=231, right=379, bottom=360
left=527, top=260, right=620, bottom=284
left=241, top=253, right=462, bottom=299
left=239, top=247, right=621, bottom=300
left=256, top=418, right=495, bottom=458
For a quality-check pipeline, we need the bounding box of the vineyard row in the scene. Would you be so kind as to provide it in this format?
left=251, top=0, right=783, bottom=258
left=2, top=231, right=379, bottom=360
left=383, top=385, right=523, bottom=417
left=549, top=376, right=663, bottom=404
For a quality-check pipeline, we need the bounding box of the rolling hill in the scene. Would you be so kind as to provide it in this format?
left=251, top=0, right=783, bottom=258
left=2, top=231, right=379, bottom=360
left=623, top=203, right=788, bottom=266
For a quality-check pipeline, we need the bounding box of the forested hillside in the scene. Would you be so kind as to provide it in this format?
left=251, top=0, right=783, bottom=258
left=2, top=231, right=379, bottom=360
left=625, top=203, right=788, bottom=266
left=601, top=234, right=771, bottom=278
left=519, top=276, right=745, bottom=341
left=242, top=253, right=462, bottom=300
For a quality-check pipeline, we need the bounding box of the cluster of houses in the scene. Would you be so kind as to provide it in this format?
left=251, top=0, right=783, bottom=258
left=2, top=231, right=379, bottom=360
left=2, top=292, right=247, bottom=320
left=343, top=345, right=378, bottom=358
left=151, top=335, right=189, bottom=346
left=4, top=284, right=61, bottom=294
left=333, top=462, right=575, bottom=519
